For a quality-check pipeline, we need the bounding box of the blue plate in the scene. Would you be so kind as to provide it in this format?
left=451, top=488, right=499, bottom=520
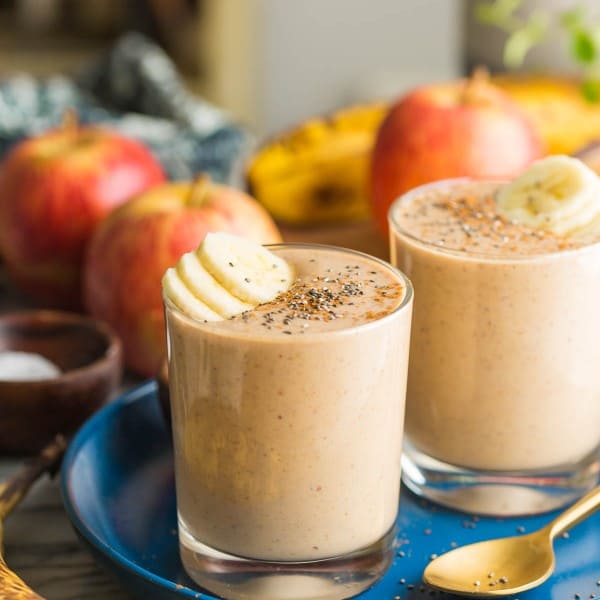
left=61, top=381, right=600, bottom=600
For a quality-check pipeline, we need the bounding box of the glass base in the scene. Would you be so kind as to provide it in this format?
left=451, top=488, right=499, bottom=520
left=179, top=519, right=396, bottom=600
left=402, top=443, right=600, bottom=516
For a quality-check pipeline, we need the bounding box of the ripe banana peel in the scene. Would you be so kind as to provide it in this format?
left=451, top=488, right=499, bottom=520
left=247, top=77, right=600, bottom=227
left=246, top=103, right=387, bottom=226
left=494, top=75, right=600, bottom=155
left=0, top=436, right=66, bottom=600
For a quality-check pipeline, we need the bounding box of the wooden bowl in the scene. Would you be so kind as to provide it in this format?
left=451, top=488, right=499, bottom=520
left=0, top=310, right=122, bottom=455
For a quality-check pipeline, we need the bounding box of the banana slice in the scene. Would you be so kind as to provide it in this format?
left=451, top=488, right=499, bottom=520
left=497, top=155, right=600, bottom=236
left=162, top=268, right=222, bottom=322
left=163, top=232, right=295, bottom=322
left=198, top=232, right=295, bottom=305
left=571, top=210, right=600, bottom=239
left=177, top=252, right=253, bottom=318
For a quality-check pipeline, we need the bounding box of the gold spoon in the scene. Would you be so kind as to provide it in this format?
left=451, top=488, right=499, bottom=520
left=424, top=485, right=600, bottom=597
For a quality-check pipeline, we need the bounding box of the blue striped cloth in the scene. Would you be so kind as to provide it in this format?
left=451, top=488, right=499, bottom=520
left=0, top=33, right=249, bottom=183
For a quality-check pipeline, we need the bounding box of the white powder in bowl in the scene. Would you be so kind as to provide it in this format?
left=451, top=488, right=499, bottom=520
left=0, top=351, right=62, bottom=381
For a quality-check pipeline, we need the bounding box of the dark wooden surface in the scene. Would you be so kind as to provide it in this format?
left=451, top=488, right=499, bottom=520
left=0, top=459, right=133, bottom=599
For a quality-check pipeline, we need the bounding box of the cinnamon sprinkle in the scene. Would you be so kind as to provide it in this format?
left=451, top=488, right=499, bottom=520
left=230, top=263, right=404, bottom=334
left=399, top=182, right=583, bottom=255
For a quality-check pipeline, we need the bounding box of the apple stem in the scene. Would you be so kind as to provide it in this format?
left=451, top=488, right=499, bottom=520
left=61, top=108, right=79, bottom=134
left=462, top=66, right=490, bottom=104
left=188, top=174, right=212, bottom=206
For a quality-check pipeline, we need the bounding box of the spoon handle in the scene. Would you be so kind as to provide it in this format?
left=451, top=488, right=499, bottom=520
left=547, top=485, right=600, bottom=539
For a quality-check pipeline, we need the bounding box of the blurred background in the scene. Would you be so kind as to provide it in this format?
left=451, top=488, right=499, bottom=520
left=3, top=0, right=600, bottom=133
left=0, top=0, right=464, bottom=135
left=4, top=0, right=600, bottom=136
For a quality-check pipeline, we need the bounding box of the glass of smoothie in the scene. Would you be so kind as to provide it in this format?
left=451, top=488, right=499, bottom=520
left=163, top=235, right=413, bottom=600
left=388, top=156, right=600, bottom=516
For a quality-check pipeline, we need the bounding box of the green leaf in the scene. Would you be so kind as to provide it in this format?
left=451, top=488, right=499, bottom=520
left=504, top=29, right=536, bottom=67
left=571, top=30, right=597, bottom=64
left=581, top=78, right=600, bottom=102
left=561, top=6, right=585, bottom=32
left=475, top=0, right=600, bottom=103
left=475, top=0, right=522, bottom=30
left=502, top=12, right=548, bottom=68
left=528, top=10, right=551, bottom=37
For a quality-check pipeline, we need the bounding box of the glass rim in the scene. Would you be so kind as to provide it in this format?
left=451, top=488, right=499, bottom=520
left=163, top=242, right=413, bottom=341
left=387, top=177, right=600, bottom=263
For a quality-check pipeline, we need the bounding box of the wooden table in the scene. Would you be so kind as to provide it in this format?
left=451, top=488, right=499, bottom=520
left=0, top=458, right=134, bottom=599
left=0, top=220, right=388, bottom=599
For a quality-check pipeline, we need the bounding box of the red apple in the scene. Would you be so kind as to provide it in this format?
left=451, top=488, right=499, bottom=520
left=83, top=176, right=282, bottom=376
left=0, top=115, right=165, bottom=308
left=371, top=73, right=544, bottom=234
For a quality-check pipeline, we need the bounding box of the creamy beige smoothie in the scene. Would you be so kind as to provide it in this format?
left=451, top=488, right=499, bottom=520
left=165, top=245, right=412, bottom=562
left=390, top=178, right=600, bottom=473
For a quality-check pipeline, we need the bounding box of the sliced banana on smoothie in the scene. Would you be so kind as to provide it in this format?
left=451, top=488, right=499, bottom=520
left=176, top=252, right=253, bottom=318
left=163, top=232, right=295, bottom=320
left=198, top=232, right=295, bottom=305
left=162, top=269, right=222, bottom=322
left=497, top=155, right=600, bottom=236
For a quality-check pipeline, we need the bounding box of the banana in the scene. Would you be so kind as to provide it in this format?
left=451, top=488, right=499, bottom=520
left=177, top=252, right=253, bottom=318
left=496, top=155, right=600, bottom=236
left=163, top=233, right=295, bottom=320
left=198, top=232, right=294, bottom=305
left=494, top=75, right=600, bottom=155
left=246, top=103, right=387, bottom=225
left=162, top=268, right=222, bottom=322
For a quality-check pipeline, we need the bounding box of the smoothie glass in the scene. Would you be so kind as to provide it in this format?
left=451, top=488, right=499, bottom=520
left=164, top=243, right=413, bottom=600
left=389, top=179, right=600, bottom=516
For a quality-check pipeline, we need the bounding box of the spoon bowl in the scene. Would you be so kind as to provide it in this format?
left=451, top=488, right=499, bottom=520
left=423, top=485, right=600, bottom=597
left=424, top=528, right=554, bottom=596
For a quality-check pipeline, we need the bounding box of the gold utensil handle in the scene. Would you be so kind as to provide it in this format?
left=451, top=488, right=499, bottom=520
left=548, top=485, right=600, bottom=539
left=0, top=556, right=44, bottom=600
left=0, top=435, right=66, bottom=600
left=0, top=435, right=66, bottom=520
